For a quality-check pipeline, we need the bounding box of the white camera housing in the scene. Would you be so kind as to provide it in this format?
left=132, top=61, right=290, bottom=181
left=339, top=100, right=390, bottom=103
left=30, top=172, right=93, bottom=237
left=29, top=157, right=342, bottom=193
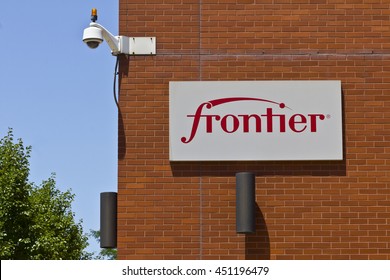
left=82, top=22, right=156, bottom=56
left=83, top=26, right=104, bottom=49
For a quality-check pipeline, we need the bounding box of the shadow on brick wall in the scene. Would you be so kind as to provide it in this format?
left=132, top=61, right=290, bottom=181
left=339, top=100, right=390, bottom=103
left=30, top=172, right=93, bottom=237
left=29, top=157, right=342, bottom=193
left=245, top=203, right=270, bottom=260
left=118, top=55, right=129, bottom=161
left=170, top=160, right=346, bottom=177
left=118, top=109, right=126, bottom=160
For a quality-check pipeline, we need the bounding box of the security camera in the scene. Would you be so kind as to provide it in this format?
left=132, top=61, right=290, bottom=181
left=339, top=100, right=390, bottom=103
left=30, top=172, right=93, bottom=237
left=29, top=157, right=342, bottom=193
left=82, top=9, right=121, bottom=55
left=83, top=26, right=103, bottom=49
left=83, top=22, right=121, bottom=55
left=82, top=8, right=156, bottom=56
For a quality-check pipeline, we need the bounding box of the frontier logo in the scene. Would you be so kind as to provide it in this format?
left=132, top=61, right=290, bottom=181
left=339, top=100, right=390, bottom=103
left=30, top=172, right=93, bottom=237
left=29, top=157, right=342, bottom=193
left=169, top=81, right=342, bottom=161
left=181, top=97, right=327, bottom=144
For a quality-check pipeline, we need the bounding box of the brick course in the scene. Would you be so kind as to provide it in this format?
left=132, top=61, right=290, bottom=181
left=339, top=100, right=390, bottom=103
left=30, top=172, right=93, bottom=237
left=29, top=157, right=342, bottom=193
left=118, top=0, right=390, bottom=259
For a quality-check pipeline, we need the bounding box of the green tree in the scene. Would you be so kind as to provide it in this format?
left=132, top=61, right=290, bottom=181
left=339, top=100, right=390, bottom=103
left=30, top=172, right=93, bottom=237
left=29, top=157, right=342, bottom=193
left=0, top=129, right=91, bottom=259
left=90, top=230, right=117, bottom=260
left=0, top=129, right=32, bottom=258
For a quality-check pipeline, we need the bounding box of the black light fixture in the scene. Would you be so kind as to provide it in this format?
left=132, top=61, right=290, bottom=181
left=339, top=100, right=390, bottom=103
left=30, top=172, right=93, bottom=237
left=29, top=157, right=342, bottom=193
left=236, top=172, right=256, bottom=234
left=100, top=192, right=117, bottom=248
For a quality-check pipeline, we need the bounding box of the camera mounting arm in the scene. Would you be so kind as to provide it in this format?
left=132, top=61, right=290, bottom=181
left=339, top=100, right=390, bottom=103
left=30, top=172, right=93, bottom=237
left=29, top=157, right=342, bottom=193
left=89, top=22, right=121, bottom=55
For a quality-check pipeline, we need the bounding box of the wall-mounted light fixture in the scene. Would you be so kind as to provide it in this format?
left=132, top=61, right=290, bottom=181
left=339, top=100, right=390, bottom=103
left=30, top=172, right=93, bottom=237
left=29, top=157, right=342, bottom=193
left=236, top=172, right=256, bottom=234
left=100, top=192, right=117, bottom=248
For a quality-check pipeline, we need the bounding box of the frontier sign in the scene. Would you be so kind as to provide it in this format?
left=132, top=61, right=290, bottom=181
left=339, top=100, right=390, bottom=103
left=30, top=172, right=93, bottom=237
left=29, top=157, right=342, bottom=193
left=169, top=81, right=343, bottom=161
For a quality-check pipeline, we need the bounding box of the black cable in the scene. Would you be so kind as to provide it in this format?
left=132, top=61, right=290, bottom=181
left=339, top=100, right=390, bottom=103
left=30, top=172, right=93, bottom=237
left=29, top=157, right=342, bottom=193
left=113, top=56, right=119, bottom=109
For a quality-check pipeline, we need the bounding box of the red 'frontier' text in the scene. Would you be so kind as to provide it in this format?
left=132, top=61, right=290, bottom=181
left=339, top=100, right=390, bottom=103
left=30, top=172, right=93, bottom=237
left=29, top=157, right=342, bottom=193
left=181, top=98, right=326, bottom=144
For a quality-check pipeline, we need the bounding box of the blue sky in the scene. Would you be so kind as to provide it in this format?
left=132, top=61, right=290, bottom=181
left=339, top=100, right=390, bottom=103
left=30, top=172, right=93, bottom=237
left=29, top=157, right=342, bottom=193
left=0, top=1, right=119, bottom=254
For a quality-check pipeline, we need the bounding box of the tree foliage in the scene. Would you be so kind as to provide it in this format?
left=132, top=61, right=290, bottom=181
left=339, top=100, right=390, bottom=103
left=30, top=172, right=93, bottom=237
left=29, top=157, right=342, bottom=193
left=0, top=129, right=91, bottom=259
left=90, top=230, right=117, bottom=260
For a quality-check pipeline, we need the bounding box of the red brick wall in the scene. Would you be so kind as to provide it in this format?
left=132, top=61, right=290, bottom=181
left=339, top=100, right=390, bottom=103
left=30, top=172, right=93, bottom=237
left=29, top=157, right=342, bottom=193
left=117, top=0, right=390, bottom=260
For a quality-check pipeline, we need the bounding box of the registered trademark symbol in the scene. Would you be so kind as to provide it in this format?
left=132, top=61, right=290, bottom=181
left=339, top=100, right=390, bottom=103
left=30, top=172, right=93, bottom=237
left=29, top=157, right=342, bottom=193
left=327, top=114, right=331, bottom=119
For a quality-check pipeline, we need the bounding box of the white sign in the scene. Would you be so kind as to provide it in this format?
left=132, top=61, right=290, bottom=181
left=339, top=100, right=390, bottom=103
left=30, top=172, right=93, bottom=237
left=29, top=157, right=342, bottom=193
left=169, top=81, right=343, bottom=161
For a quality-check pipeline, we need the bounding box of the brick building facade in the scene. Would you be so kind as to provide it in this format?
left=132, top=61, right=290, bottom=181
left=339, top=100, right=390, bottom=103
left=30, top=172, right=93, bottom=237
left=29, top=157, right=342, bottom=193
left=117, top=0, right=390, bottom=259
